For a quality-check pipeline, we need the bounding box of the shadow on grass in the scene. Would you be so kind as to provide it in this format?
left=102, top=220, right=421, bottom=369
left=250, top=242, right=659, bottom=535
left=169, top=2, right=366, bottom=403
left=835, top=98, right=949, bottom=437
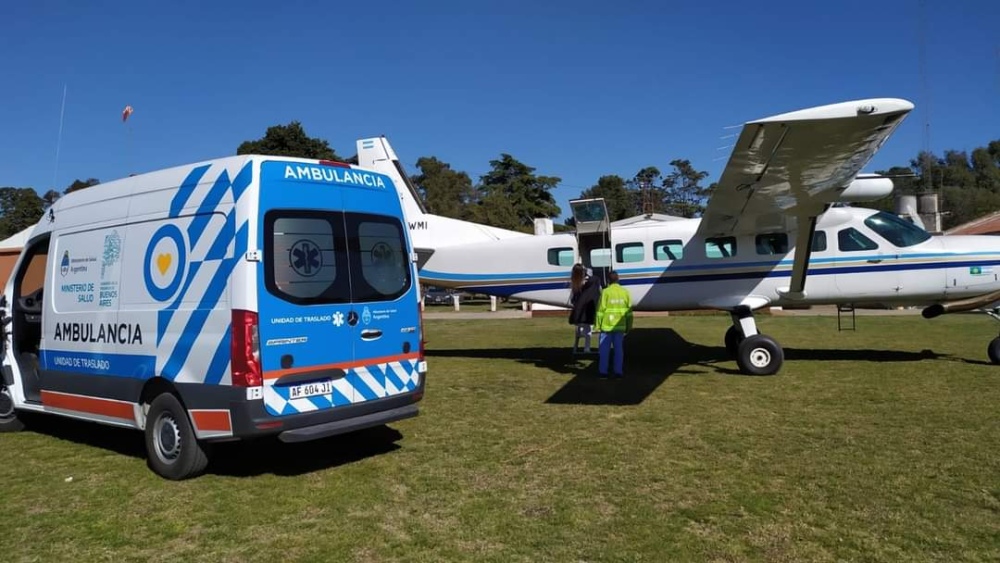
left=426, top=328, right=956, bottom=405
left=428, top=328, right=715, bottom=405
left=781, top=347, right=944, bottom=362
left=18, top=413, right=404, bottom=478
left=208, top=425, right=403, bottom=478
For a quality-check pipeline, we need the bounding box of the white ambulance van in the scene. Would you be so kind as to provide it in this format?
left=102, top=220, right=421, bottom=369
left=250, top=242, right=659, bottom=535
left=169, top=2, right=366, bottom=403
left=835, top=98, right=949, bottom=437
left=0, top=155, right=427, bottom=479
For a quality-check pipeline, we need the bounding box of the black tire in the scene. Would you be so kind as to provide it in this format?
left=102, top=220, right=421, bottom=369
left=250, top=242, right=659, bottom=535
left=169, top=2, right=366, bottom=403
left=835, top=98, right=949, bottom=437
left=144, top=393, right=210, bottom=480
left=988, top=337, right=1000, bottom=365
left=736, top=334, right=784, bottom=376
left=0, top=387, right=24, bottom=432
left=724, top=326, right=743, bottom=358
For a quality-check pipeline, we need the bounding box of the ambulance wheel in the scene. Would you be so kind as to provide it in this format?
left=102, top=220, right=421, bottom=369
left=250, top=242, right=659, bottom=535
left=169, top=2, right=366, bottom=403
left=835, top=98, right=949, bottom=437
left=0, top=387, right=24, bottom=432
left=988, top=337, right=1000, bottom=365
left=736, top=334, right=784, bottom=376
left=724, top=326, right=743, bottom=358
left=145, top=393, right=209, bottom=480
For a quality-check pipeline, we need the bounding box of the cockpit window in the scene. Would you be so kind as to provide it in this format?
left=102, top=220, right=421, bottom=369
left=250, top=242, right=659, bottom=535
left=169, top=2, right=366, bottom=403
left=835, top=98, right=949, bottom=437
left=863, top=211, right=931, bottom=247
left=838, top=228, right=878, bottom=252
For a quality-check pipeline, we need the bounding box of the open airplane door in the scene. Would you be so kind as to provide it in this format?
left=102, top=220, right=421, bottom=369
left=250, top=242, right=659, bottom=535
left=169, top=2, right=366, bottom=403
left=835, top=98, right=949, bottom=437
left=570, top=198, right=612, bottom=286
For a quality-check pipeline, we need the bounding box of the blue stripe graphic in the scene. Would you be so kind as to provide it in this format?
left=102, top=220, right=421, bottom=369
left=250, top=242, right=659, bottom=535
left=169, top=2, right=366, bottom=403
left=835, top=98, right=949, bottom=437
left=157, top=262, right=203, bottom=345
left=169, top=165, right=211, bottom=218
left=347, top=372, right=379, bottom=401
left=204, top=324, right=232, bottom=385
left=160, top=257, right=237, bottom=380
left=156, top=162, right=252, bottom=382
left=230, top=162, right=253, bottom=201
left=186, top=169, right=231, bottom=245
left=368, top=365, right=386, bottom=395
left=385, top=366, right=406, bottom=392
left=205, top=211, right=236, bottom=261
left=234, top=219, right=249, bottom=256
left=425, top=257, right=1000, bottom=296
left=422, top=252, right=1000, bottom=283
left=332, top=387, right=351, bottom=406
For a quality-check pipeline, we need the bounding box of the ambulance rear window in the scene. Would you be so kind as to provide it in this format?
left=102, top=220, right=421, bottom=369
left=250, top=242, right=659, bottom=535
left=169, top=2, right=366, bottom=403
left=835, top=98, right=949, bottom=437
left=268, top=215, right=345, bottom=303
left=265, top=210, right=411, bottom=305
left=350, top=216, right=410, bottom=301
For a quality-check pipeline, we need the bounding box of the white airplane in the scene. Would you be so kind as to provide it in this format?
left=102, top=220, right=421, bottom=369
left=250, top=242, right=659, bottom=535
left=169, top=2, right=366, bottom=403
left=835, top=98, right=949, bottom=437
left=357, top=98, right=1000, bottom=375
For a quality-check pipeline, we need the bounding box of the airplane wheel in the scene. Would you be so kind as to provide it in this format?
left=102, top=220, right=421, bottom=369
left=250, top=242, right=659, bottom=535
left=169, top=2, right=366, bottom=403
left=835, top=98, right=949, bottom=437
left=988, top=337, right=1000, bottom=365
left=724, top=326, right=743, bottom=358
left=736, top=334, right=784, bottom=376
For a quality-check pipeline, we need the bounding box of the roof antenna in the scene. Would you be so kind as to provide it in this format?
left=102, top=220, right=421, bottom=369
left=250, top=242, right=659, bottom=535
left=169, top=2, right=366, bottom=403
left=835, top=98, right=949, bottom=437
left=52, top=84, right=67, bottom=194
left=917, top=0, right=933, bottom=190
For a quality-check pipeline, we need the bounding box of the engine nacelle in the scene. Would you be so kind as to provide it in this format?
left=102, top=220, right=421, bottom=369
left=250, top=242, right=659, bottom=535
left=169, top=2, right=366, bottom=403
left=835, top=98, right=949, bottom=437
left=837, top=174, right=894, bottom=203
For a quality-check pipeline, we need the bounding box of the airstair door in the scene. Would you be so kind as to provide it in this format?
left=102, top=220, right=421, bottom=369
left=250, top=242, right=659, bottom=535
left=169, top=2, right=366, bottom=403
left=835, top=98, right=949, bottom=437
left=570, top=198, right=612, bottom=286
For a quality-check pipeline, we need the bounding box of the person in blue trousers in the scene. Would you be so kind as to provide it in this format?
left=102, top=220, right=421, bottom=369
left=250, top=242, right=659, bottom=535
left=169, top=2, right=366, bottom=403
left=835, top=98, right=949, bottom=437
left=595, top=271, right=633, bottom=378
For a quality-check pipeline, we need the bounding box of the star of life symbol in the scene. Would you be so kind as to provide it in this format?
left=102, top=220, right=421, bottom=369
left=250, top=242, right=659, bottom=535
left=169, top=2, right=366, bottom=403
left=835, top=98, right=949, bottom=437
left=290, top=239, right=321, bottom=277
left=332, top=311, right=345, bottom=327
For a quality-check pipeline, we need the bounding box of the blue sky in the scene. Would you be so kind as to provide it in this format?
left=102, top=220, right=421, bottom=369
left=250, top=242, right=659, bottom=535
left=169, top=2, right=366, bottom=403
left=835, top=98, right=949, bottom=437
left=2, top=0, right=997, bottom=220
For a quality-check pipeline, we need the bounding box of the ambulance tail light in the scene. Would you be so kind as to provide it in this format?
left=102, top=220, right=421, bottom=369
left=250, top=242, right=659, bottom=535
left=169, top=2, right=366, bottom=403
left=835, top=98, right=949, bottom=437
left=231, top=309, right=262, bottom=387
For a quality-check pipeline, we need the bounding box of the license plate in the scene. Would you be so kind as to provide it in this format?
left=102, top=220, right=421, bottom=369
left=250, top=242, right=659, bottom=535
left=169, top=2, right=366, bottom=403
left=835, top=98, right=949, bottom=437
left=287, top=380, right=333, bottom=400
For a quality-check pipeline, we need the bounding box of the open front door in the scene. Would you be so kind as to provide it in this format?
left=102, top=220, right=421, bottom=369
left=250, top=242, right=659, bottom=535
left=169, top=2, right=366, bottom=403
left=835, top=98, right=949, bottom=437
left=570, top=198, right=612, bottom=286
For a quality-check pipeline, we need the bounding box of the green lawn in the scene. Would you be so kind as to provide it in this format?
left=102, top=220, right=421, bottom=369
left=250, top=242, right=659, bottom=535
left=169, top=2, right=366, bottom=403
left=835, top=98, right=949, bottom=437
left=2, top=315, right=999, bottom=562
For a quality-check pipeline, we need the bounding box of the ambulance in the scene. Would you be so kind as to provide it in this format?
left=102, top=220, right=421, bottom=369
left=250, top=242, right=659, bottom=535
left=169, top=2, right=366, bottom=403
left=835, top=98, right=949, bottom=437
left=0, top=151, right=427, bottom=479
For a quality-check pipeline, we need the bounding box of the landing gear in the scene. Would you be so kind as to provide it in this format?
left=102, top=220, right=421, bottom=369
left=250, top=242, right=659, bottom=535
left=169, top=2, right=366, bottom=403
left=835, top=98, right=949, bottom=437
left=725, top=326, right=743, bottom=358
left=984, top=309, right=1000, bottom=365
left=726, top=307, right=784, bottom=375
left=988, top=337, right=1000, bottom=365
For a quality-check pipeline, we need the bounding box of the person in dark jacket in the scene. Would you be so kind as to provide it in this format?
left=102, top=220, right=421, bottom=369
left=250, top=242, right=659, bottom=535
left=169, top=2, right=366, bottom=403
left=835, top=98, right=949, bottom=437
left=569, top=263, right=601, bottom=353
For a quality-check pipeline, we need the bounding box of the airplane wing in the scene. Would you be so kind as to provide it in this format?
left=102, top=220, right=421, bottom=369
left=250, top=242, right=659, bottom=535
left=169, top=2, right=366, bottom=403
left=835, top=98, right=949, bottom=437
left=698, top=98, right=914, bottom=298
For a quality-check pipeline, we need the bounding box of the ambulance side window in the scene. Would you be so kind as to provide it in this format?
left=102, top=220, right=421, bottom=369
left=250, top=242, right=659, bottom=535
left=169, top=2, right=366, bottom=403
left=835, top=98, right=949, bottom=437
left=18, top=246, right=48, bottom=298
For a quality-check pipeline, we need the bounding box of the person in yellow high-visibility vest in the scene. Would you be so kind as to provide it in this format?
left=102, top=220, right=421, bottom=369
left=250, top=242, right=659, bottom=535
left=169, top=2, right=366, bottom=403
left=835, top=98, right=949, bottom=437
left=594, top=270, right=632, bottom=378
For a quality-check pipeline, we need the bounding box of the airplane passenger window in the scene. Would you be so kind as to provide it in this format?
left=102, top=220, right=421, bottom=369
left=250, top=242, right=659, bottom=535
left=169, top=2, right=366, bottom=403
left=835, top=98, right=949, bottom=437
left=547, top=247, right=574, bottom=267
left=863, top=211, right=931, bottom=247
left=590, top=248, right=612, bottom=268
left=705, top=237, right=736, bottom=259
left=616, top=242, right=644, bottom=263
left=838, top=228, right=879, bottom=252
left=654, top=240, right=683, bottom=261
left=755, top=233, right=788, bottom=255
left=811, top=231, right=827, bottom=252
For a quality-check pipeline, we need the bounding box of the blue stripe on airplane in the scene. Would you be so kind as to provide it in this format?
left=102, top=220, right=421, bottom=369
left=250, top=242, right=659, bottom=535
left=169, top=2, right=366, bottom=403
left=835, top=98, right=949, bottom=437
left=423, top=258, right=1000, bottom=297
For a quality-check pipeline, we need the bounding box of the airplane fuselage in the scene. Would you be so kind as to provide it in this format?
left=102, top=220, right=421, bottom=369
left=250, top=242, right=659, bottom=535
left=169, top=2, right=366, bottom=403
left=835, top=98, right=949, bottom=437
left=417, top=207, right=1000, bottom=312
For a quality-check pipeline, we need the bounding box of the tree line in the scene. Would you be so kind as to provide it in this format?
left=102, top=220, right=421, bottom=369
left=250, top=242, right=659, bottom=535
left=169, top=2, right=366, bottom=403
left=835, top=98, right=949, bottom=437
left=236, top=123, right=715, bottom=232
left=872, top=141, right=1000, bottom=229
left=1, top=120, right=997, bottom=240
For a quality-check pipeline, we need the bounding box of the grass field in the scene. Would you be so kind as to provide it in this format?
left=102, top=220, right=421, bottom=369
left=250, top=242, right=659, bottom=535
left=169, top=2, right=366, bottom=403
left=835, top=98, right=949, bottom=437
left=2, top=314, right=999, bottom=562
